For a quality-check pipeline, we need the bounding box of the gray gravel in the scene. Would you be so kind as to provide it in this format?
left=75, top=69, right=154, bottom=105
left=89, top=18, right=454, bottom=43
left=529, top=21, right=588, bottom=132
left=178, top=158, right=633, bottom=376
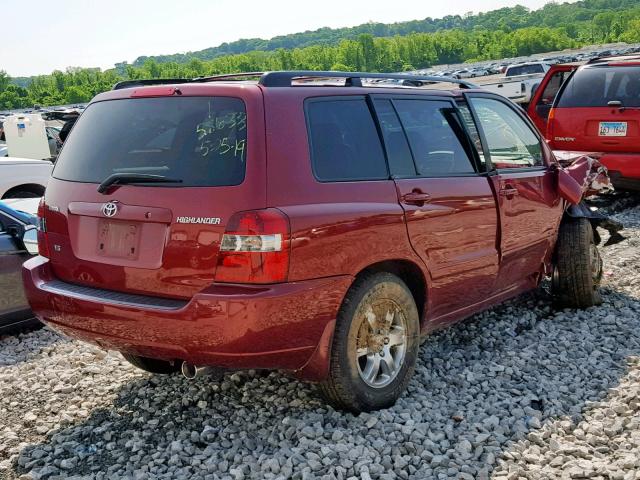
left=1, top=195, right=639, bottom=480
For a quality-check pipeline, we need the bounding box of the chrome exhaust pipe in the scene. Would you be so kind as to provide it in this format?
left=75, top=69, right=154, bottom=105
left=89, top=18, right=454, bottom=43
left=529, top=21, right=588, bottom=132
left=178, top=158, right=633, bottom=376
left=181, top=361, right=217, bottom=379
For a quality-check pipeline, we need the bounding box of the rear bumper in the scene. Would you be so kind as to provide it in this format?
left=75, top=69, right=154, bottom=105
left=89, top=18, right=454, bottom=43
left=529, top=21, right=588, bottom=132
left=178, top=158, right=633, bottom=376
left=23, top=256, right=352, bottom=380
left=598, top=153, right=640, bottom=190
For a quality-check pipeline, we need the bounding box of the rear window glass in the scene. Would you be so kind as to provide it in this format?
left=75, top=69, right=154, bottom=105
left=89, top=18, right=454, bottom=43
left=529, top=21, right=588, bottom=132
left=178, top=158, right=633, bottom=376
left=53, top=97, right=247, bottom=187
left=306, top=99, right=388, bottom=181
left=507, top=64, right=545, bottom=76
left=558, top=66, right=640, bottom=108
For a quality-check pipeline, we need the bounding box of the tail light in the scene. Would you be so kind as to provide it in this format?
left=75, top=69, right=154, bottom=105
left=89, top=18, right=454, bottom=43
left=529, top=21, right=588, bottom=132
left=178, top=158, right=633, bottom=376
left=36, top=198, right=50, bottom=258
left=547, top=107, right=556, bottom=140
left=215, top=208, right=290, bottom=284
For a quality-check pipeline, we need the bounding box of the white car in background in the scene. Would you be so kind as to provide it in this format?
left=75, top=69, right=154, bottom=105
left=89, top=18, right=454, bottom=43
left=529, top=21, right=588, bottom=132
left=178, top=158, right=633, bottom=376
left=0, top=157, right=52, bottom=199
left=452, top=69, right=474, bottom=79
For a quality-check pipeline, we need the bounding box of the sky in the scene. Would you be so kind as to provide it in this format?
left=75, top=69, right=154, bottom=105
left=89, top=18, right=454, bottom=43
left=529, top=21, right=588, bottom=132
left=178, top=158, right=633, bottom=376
left=2, top=0, right=562, bottom=77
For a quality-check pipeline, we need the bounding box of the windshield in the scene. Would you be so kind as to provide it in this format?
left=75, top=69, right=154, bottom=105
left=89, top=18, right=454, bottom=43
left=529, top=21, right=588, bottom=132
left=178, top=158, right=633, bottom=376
left=557, top=66, right=640, bottom=108
left=507, top=64, right=544, bottom=76
left=53, top=96, right=247, bottom=187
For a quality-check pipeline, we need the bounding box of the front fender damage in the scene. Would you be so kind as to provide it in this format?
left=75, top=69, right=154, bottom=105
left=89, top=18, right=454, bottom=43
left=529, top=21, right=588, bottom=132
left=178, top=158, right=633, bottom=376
left=554, top=152, right=624, bottom=246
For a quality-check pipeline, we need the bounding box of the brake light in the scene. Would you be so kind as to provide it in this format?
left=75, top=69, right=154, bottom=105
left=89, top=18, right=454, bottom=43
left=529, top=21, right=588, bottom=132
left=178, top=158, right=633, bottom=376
left=36, top=198, right=50, bottom=258
left=547, top=107, right=556, bottom=140
left=215, top=208, right=290, bottom=284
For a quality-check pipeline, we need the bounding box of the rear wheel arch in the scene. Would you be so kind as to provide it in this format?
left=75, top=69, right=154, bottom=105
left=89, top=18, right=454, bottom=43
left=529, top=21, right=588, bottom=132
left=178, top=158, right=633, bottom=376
left=2, top=184, right=45, bottom=199
left=319, top=270, right=421, bottom=411
left=354, top=259, right=428, bottom=328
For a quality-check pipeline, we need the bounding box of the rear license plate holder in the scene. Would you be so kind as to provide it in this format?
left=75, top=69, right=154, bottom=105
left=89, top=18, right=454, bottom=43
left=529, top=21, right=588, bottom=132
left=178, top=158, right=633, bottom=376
left=97, top=219, right=141, bottom=260
left=599, top=121, right=627, bottom=137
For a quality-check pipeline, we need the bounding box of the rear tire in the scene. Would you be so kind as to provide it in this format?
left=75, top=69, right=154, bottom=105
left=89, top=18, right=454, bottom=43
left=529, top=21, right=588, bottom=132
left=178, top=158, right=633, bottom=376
left=319, top=272, right=420, bottom=413
left=121, top=353, right=180, bottom=374
left=553, top=217, right=603, bottom=308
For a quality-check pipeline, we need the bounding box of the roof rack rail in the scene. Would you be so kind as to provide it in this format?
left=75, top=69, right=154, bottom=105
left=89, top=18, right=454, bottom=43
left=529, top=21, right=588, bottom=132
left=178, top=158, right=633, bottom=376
left=587, top=54, right=640, bottom=65
left=113, top=78, right=192, bottom=90
left=113, top=71, right=478, bottom=91
left=194, top=72, right=265, bottom=82
left=113, top=73, right=265, bottom=90
left=258, top=71, right=478, bottom=88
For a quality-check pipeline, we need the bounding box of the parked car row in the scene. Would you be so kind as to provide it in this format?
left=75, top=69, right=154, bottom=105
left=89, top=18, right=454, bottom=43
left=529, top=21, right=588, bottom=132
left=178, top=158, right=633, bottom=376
left=419, top=44, right=640, bottom=80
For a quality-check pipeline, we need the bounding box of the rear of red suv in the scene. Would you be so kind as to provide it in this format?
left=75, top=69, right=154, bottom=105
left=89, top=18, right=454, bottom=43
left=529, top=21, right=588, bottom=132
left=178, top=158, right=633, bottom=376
left=23, top=82, right=353, bottom=377
left=548, top=59, right=640, bottom=190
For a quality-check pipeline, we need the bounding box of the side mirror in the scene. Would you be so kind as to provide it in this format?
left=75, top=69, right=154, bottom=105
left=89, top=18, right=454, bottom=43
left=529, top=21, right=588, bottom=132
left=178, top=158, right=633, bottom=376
left=22, top=227, right=39, bottom=255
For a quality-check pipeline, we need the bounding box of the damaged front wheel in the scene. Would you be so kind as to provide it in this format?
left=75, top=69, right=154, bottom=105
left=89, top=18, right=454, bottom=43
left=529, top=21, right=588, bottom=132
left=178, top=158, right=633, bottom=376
left=553, top=217, right=603, bottom=308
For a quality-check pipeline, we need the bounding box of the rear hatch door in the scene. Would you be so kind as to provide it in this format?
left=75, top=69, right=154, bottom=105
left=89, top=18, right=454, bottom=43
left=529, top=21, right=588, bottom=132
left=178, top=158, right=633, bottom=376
left=551, top=65, right=640, bottom=153
left=43, top=86, right=265, bottom=299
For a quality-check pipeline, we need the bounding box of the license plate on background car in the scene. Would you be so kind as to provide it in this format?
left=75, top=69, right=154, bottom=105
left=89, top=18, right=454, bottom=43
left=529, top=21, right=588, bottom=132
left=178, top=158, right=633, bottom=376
left=599, top=121, right=627, bottom=137
left=97, top=220, right=140, bottom=259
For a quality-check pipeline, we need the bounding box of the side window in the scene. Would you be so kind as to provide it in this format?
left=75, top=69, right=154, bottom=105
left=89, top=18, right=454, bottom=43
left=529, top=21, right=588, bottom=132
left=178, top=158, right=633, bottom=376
left=457, top=102, right=487, bottom=167
left=373, top=100, right=415, bottom=177
left=306, top=99, right=388, bottom=182
left=393, top=99, right=476, bottom=176
left=469, top=97, right=543, bottom=169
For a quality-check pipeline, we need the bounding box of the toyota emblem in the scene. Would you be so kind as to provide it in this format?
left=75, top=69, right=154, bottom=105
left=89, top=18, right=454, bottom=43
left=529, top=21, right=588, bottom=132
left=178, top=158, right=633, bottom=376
left=102, top=202, right=118, bottom=217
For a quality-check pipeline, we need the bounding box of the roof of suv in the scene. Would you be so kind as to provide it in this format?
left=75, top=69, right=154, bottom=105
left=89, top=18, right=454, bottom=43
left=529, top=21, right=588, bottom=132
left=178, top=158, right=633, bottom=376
left=90, top=71, right=484, bottom=103
left=586, top=54, right=640, bottom=66
left=112, top=71, right=479, bottom=90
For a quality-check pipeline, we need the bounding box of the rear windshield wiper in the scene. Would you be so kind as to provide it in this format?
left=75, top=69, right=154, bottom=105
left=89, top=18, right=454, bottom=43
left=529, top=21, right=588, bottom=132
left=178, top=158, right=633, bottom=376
left=97, top=173, right=183, bottom=193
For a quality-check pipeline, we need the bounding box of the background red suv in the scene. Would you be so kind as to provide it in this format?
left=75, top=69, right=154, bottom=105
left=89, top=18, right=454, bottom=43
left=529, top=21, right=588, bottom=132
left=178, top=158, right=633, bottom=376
left=24, top=71, right=605, bottom=412
left=529, top=56, right=640, bottom=190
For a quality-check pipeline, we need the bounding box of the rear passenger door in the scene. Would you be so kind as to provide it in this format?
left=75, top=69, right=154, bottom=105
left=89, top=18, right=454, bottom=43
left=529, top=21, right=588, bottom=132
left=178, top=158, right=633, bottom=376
left=465, top=94, right=563, bottom=293
left=371, top=97, right=500, bottom=322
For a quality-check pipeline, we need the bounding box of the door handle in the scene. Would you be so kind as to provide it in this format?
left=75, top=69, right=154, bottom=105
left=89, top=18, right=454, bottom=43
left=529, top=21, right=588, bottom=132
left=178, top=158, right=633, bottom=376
left=402, top=191, right=431, bottom=205
left=499, top=187, right=519, bottom=198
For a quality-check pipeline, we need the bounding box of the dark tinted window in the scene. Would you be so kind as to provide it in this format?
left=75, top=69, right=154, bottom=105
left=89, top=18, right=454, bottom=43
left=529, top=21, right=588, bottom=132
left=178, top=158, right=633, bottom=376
left=393, top=99, right=476, bottom=176
left=54, top=97, right=247, bottom=187
left=558, top=66, right=640, bottom=108
left=373, top=100, right=415, bottom=177
left=507, top=64, right=545, bottom=76
left=307, top=99, right=388, bottom=181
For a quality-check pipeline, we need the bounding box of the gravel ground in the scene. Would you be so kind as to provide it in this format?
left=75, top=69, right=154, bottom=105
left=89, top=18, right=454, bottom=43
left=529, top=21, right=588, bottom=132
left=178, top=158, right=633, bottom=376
left=1, top=195, right=639, bottom=480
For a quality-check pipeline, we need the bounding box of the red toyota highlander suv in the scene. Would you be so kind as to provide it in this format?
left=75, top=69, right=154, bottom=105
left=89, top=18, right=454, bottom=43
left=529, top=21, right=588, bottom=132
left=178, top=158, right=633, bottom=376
left=529, top=56, right=640, bottom=190
left=23, top=71, right=610, bottom=412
